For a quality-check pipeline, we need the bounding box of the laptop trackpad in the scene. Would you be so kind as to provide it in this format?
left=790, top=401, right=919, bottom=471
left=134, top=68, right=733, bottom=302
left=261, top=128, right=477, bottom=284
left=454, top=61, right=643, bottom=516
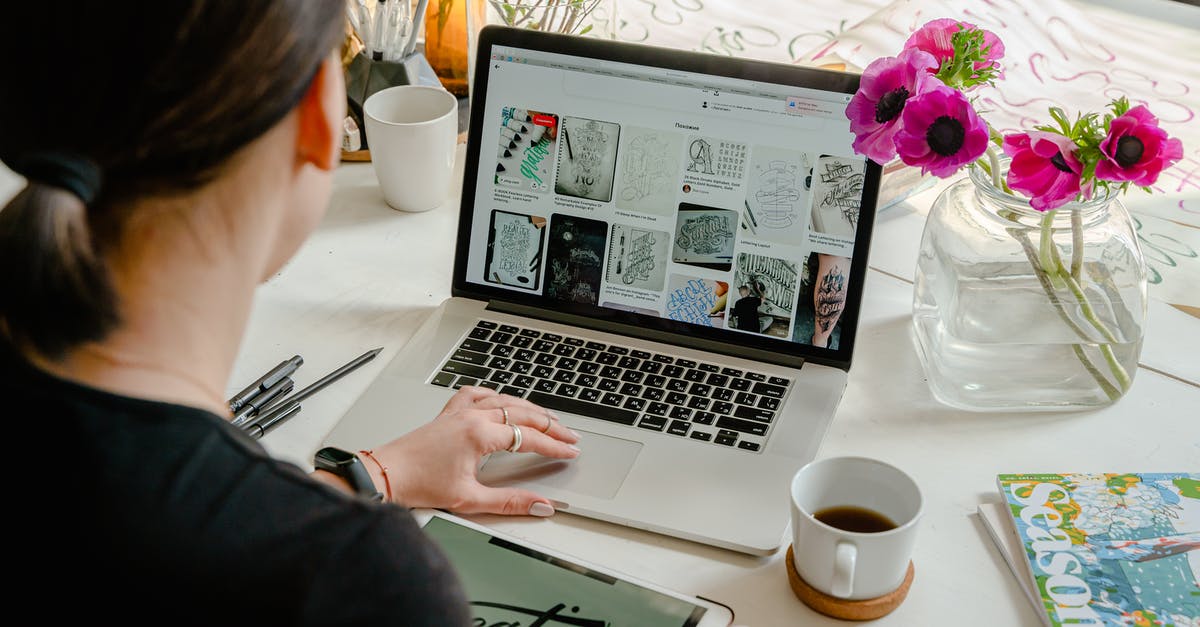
left=478, top=430, right=642, bottom=500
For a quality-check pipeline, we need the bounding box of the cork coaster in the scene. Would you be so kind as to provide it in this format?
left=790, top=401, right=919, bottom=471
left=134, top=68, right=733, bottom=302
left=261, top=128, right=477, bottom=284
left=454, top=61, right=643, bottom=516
left=785, top=545, right=915, bottom=621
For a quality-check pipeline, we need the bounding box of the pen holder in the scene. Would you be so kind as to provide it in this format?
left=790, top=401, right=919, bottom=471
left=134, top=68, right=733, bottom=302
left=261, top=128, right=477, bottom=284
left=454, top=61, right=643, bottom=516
left=343, top=51, right=441, bottom=160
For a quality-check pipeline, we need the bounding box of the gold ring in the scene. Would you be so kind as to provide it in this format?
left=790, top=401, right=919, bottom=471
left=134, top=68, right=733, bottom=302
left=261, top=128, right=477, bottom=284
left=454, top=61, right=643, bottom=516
left=541, top=413, right=553, bottom=433
left=507, top=424, right=523, bottom=452
left=501, top=407, right=510, bottom=424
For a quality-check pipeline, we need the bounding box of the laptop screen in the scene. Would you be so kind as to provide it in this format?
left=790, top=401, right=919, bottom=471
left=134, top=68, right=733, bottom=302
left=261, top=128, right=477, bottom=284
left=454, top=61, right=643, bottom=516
left=454, top=27, right=881, bottom=370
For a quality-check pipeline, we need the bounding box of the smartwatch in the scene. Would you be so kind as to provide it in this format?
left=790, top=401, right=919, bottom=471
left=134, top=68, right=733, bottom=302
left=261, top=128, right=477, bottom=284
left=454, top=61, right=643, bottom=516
left=313, top=447, right=384, bottom=502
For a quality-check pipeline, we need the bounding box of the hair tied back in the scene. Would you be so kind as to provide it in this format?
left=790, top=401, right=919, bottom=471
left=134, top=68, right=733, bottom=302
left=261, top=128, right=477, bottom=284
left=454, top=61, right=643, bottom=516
left=10, top=151, right=103, bottom=205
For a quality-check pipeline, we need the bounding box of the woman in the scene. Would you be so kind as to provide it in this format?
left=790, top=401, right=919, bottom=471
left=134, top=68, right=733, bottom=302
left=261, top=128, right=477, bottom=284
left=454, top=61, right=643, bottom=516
left=0, top=3, right=578, bottom=623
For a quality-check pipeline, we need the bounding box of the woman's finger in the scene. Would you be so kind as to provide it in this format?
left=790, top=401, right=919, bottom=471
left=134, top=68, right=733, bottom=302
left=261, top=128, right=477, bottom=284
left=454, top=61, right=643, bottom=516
left=452, top=484, right=557, bottom=517
left=439, top=385, right=499, bottom=414
left=477, top=404, right=579, bottom=444
left=487, top=420, right=580, bottom=459
left=471, top=392, right=561, bottom=421
left=510, top=425, right=581, bottom=460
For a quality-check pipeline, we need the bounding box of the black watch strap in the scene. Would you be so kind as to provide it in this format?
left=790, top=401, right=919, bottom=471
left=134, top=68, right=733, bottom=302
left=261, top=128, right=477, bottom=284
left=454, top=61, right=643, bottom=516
left=313, top=446, right=384, bottom=502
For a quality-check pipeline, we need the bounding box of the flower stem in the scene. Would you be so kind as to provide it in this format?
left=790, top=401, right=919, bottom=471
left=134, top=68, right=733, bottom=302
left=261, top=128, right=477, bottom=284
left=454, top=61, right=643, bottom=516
left=1036, top=211, right=1132, bottom=392
left=1039, top=211, right=1067, bottom=291
left=1051, top=262, right=1132, bottom=390
left=1072, top=345, right=1122, bottom=401
left=1009, top=227, right=1122, bottom=400
left=1070, top=209, right=1083, bottom=281
left=986, top=145, right=1003, bottom=190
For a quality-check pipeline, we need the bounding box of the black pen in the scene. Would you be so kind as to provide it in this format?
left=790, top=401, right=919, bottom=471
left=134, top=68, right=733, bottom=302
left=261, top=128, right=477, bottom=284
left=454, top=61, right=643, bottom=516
left=227, top=355, right=303, bottom=414
left=243, top=401, right=302, bottom=440
left=252, top=347, right=383, bottom=418
left=230, top=376, right=294, bottom=427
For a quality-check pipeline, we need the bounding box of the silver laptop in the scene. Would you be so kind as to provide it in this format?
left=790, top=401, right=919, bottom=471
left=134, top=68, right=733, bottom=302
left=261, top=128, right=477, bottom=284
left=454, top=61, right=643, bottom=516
left=324, top=26, right=881, bottom=556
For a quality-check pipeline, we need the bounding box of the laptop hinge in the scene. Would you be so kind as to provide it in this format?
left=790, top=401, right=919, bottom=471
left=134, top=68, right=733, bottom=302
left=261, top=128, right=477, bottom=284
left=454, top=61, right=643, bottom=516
left=486, top=300, right=806, bottom=370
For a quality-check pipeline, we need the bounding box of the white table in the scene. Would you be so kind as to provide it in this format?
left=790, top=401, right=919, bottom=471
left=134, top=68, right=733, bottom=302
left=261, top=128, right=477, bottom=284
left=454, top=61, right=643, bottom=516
left=230, top=143, right=1198, bottom=626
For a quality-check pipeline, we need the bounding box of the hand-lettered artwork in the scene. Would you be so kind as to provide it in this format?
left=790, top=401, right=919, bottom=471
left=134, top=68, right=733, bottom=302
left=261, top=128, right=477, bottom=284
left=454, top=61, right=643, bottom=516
left=729, top=252, right=797, bottom=338
left=616, top=127, right=683, bottom=217
left=744, top=147, right=813, bottom=245
left=605, top=224, right=668, bottom=292
left=809, top=155, right=865, bottom=240
left=545, top=213, right=608, bottom=304
left=485, top=210, right=546, bottom=290
left=685, top=135, right=747, bottom=181
left=672, top=202, right=736, bottom=271
left=495, top=107, right=558, bottom=194
left=555, top=117, right=620, bottom=202
left=664, top=275, right=728, bottom=328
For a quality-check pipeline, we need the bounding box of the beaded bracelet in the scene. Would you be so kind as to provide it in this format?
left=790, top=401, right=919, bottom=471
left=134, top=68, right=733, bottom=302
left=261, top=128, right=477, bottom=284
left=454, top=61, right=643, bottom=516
left=358, top=449, right=393, bottom=502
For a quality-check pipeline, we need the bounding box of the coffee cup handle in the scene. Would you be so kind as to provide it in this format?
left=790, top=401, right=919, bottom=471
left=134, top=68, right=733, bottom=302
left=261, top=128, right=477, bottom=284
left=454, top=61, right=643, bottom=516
left=832, top=541, right=856, bottom=598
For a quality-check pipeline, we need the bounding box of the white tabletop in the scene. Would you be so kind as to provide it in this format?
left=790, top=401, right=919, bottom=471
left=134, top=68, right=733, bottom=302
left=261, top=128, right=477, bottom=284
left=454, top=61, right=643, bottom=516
left=228, top=142, right=1198, bottom=626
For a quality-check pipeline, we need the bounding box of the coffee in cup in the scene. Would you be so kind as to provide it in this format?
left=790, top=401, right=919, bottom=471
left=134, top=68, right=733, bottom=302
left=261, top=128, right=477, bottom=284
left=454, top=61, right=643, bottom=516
left=789, top=456, right=923, bottom=612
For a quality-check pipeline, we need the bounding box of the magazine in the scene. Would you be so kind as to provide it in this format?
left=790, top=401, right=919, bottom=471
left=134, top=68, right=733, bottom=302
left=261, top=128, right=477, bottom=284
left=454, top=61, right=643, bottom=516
left=982, top=473, right=1200, bottom=627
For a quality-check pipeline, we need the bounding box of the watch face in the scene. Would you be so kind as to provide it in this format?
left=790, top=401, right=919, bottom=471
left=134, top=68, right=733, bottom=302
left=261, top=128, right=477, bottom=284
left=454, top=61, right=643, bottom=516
left=316, top=446, right=357, bottom=466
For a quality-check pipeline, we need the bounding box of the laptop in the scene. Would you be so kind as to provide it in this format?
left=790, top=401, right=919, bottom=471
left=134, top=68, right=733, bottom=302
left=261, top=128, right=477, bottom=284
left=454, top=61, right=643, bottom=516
left=324, top=25, right=881, bottom=556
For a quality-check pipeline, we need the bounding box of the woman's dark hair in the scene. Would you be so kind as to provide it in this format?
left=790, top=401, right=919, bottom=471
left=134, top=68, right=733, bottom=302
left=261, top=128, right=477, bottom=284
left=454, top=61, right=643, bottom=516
left=0, top=2, right=344, bottom=358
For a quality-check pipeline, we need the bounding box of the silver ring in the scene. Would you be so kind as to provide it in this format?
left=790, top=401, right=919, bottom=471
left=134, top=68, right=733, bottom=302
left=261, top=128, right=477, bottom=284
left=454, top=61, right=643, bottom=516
left=507, top=424, right=523, bottom=452
left=501, top=407, right=510, bottom=424
left=541, top=413, right=553, bottom=433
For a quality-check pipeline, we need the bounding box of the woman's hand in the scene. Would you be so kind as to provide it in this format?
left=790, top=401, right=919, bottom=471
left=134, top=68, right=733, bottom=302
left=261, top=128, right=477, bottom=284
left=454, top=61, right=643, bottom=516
left=367, top=386, right=580, bottom=516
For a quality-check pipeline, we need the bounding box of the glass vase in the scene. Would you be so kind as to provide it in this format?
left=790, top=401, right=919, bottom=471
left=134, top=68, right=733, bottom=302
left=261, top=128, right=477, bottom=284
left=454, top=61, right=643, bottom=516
left=912, top=160, right=1148, bottom=412
left=425, top=0, right=472, bottom=96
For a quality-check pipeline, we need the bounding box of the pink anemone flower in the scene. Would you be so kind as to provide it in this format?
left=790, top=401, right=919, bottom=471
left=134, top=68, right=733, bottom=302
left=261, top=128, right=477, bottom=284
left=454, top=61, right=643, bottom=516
left=1002, top=131, right=1084, bottom=212
left=1094, top=105, right=1184, bottom=187
left=904, top=18, right=1005, bottom=80
left=845, top=48, right=940, bottom=164
left=893, top=83, right=990, bottom=178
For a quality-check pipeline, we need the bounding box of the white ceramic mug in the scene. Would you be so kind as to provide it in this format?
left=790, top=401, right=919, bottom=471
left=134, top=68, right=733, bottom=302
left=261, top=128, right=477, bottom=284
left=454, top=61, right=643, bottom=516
left=363, top=85, right=458, bottom=212
left=790, top=456, right=923, bottom=600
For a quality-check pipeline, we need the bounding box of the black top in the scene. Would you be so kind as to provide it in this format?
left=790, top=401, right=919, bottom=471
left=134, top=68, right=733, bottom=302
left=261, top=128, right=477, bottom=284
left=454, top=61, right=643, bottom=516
left=3, top=344, right=470, bottom=625
left=731, top=295, right=762, bottom=332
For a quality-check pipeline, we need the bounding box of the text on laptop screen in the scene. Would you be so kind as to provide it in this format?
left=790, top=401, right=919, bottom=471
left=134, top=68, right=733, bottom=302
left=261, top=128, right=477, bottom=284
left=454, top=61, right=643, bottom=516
left=463, top=41, right=872, bottom=356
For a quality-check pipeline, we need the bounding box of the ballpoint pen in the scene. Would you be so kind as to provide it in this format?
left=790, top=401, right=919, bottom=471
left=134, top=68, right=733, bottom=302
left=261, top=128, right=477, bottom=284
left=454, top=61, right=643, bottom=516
left=230, top=376, right=294, bottom=427
left=226, top=355, right=303, bottom=414
left=242, top=400, right=303, bottom=440
left=251, top=348, right=384, bottom=419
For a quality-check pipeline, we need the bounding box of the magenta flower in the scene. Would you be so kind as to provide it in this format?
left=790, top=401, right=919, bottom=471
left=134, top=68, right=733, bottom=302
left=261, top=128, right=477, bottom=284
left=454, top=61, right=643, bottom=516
left=844, top=48, right=940, bottom=164
left=1094, top=105, right=1184, bottom=186
left=893, top=83, right=990, bottom=177
left=904, top=18, right=1004, bottom=80
left=1002, top=131, right=1084, bottom=211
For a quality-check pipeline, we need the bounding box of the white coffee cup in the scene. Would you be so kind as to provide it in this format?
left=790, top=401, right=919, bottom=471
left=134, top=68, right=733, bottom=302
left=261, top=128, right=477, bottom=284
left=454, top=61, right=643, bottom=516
left=790, top=456, right=923, bottom=600
left=363, top=85, right=458, bottom=212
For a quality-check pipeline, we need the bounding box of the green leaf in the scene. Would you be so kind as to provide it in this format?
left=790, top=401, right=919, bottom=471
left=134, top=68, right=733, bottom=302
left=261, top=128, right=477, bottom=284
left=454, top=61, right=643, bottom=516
left=1109, top=96, right=1132, bottom=117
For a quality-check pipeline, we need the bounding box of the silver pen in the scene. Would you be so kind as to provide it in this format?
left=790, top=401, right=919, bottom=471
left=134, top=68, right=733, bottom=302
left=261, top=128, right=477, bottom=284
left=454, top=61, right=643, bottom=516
left=243, top=401, right=302, bottom=440
left=230, top=376, right=294, bottom=427
left=226, top=355, right=303, bottom=414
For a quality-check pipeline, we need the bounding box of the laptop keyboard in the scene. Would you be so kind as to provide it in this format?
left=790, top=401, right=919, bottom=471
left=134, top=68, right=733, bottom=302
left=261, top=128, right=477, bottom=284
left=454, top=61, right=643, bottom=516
left=428, top=320, right=793, bottom=453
